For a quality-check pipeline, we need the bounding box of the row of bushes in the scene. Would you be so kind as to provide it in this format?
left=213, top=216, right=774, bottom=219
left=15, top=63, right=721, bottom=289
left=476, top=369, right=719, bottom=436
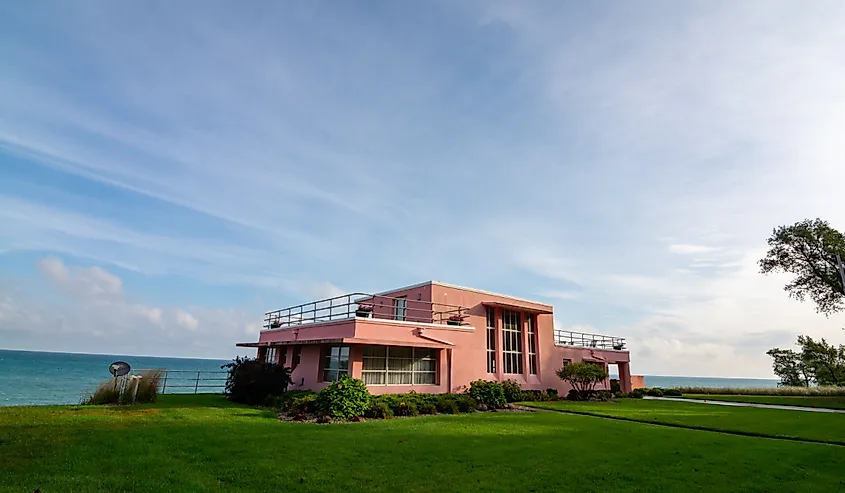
left=613, top=387, right=682, bottom=399
left=673, top=386, right=845, bottom=397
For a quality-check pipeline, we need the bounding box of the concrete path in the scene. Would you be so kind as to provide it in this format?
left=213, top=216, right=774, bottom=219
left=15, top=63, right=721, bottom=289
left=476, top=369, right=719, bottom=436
left=645, top=396, right=845, bottom=414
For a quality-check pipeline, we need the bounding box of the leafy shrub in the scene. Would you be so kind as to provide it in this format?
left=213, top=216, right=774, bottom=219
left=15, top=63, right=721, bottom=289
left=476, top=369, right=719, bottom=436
left=546, top=388, right=560, bottom=400
left=454, top=395, right=477, bottom=413
left=501, top=379, right=523, bottom=403
left=365, top=400, right=393, bottom=419
left=82, top=380, right=121, bottom=405
left=630, top=388, right=646, bottom=399
left=394, top=400, right=419, bottom=417
left=222, top=356, right=293, bottom=405
left=663, top=388, right=682, bottom=397
left=567, top=389, right=580, bottom=401
left=289, top=394, right=318, bottom=415
left=273, top=390, right=317, bottom=412
left=614, top=391, right=628, bottom=398
left=646, top=388, right=664, bottom=397
left=436, top=395, right=459, bottom=414
left=520, top=390, right=553, bottom=402
left=316, top=375, right=371, bottom=420
left=468, top=380, right=506, bottom=409
left=596, top=390, right=612, bottom=401
left=418, top=402, right=437, bottom=415
left=610, top=379, right=621, bottom=393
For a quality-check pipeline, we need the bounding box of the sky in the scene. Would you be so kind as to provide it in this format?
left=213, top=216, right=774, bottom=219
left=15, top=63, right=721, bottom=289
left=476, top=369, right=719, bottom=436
left=1, top=1, right=844, bottom=378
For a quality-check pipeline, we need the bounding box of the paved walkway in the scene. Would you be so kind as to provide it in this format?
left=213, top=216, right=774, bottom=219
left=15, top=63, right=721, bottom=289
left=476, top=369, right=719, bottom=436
left=645, top=396, right=845, bottom=414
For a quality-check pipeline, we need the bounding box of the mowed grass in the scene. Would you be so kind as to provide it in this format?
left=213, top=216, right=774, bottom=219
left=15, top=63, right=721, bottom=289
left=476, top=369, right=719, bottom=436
left=524, top=399, right=845, bottom=445
left=682, top=394, right=845, bottom=410
left=1, top=395, right=844, bottom=492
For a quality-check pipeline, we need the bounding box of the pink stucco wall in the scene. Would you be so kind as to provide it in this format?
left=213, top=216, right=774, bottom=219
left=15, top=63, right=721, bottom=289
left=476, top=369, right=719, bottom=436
left=250, top=282, right=634, bottom=395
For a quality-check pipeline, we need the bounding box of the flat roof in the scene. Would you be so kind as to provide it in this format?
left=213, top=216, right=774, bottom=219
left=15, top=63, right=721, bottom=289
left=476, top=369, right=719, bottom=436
left=373, top=280, right=553, bottom=309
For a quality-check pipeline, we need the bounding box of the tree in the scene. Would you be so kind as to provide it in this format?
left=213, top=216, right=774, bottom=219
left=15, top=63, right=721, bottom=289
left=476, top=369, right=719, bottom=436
left=759, top=218, right=845, bottom=316
left=556, top=362, right=609, bottom=400
left=765, top=348, right=811, bottom=387
left=766, top=335, right=845, bottom=387
left=222, top=356, right=293, bottom=405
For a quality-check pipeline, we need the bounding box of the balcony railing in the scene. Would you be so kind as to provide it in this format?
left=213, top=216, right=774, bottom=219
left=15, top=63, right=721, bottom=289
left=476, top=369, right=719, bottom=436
left=263, top=292, right=467, bottom=330
left=554, top=330, right=627, bottom=350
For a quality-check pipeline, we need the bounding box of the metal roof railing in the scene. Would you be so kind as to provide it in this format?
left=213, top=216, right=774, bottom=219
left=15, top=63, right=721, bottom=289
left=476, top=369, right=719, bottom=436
left=554, top=330, right=627, bottom=350
left=263, top=292, right=467, bottom=330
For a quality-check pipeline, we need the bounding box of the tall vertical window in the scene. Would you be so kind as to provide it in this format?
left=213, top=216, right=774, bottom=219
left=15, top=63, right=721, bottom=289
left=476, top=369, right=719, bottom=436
left=292, top=346, right=301, bottom=368
left=527, top=314, right=537, bottom=375
left=264, top=347, right=277, bottom=364
left=361, top=346, right=437, bottom=385
left=393, top=296, right=408, bottom=321
left=322, top=346, right=349, bottom=381
left=502, top=309, right=523, bottom=374
left=486, top=306, right=496, bottom=373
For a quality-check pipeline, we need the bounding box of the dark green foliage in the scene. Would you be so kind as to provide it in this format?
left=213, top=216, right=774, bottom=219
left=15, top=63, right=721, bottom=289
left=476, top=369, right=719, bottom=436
left=614, top=391, right=628, bottom=398
left=365, top=400, right=393, bottom=419
left=630, top=388, right=646, bottom=399
left=289, top=394, right=318, bottom=415
left=567, top=389, right=580, bottom=401
left=663, top=389, right=682, bottom=397
left=520, top=390, right=552, bottom=402
left=418, top=402, right=437, bottom=415
left=273, top=390, right=317, bottom=412
left=596, top=390, right=612, bottom=401
left=766, top=335, right=845, bottom=387
left=394, top=400, right=419, bottom=417
left=501, top=379, right=523, bottom=403
left=450, top=395, right=475, bottom=413
left=610, top=379, right=621, bottom=393
left=436, top=395, right=459, bottom=414
left=316, top=375, right=371, bottom=419
left=545, top=388, right=559, bottom=400
left=556, top=362, right=609, bottom=400
left=468, top=380, right=506, bottom=409
left=759, top=218, right=845, bottom=316
left=222, top=356, right=293, bottom=406
left=646, top=388, right=664, bottom=397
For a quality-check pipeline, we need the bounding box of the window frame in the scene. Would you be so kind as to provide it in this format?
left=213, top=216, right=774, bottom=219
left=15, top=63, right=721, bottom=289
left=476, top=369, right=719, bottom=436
left=264, top=347, right=277, bottom=364
left=321, top=345, right=350, bottom=382
left=486, top=306, right=496, bottom=373
left=361, top=346, right=437, bottom=386
left=393, top=296, right=408, bottom=321
left=527, top=314, right=537, bottom=375
left=501, top=309, right=523, bottom=374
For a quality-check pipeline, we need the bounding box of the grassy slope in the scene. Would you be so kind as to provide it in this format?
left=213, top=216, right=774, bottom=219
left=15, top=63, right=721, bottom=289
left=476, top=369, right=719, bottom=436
left=524, top=399, right=845, bottom=444
left=1, top=395, right=843, bottom=493
left=682, top=394, right=845, bottom=410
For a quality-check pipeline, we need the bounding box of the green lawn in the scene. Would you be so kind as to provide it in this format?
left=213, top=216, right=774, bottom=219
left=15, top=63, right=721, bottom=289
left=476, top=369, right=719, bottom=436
left=682, top=394, right=845, bottom=410
left=1, top=395, right=844, bottom=492
left=523, top=399, right=845, bottom=445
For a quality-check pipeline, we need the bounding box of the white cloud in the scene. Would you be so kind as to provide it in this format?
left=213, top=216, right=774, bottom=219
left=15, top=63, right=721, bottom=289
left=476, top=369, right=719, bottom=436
left=176, top=310, right=199, bottom=332
left=668, top=244, right=719, bottom=255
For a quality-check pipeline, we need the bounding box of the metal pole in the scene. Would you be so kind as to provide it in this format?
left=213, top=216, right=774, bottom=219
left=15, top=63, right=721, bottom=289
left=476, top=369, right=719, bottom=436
left=162, top=371, right=168, bottom=394
left=194, top=371, right=200, bottom=394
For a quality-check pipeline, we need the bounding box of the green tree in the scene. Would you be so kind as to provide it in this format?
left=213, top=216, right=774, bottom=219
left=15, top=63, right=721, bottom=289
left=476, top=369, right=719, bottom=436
left=556, top=362, right=609, bottom=400
left=759, top=218, right=845, bottom=316
left=765, top=348, right=811, bottom=387
left=798, top=335, right=845, bottom=386
left=767, top=335, right=845, bottom=387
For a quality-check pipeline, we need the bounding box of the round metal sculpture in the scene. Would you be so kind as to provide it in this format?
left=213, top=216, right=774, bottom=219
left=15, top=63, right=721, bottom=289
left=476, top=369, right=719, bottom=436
left=109, top=361, right=131, bottom=377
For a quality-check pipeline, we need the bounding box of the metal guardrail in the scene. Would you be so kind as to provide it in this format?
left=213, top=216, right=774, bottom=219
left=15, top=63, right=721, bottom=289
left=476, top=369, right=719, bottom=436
left=263, top=292, right=467, bottom=330
left=554, top=330, right=627, bottom=350
left=134, top=369, right=228, bottom=394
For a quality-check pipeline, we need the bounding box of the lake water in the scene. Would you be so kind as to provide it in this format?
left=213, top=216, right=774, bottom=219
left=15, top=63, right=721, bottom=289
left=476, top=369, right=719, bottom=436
left=0, top=349, right=230, bottom=406
left=0, top=349, right=779, bottom=406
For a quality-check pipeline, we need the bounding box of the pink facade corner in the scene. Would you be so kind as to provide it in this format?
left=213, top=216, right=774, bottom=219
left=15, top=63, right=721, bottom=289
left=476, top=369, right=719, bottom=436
left=238, top=281, right=634, bottom=395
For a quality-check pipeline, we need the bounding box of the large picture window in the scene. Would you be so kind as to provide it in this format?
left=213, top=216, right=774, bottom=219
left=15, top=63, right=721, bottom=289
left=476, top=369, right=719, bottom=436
left=322, top=346, right=349, bottom=381
left=527, top=314, right=537, bottom=375
left=362, top=346, right=437, bottom=385
left=502, top=309, right=523, bottom=374
left=486, top=306, right=496, bottom=373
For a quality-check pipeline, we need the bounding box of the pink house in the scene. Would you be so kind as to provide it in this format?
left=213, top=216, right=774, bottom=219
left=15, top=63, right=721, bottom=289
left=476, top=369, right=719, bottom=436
left=237, top=281, right=633, bottom=394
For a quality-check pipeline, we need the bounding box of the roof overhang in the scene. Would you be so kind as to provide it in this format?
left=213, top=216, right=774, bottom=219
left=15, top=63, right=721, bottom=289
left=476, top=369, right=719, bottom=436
left=481, top=300, right=553, bottom=314
left=237, top=336, right=451, bottom=349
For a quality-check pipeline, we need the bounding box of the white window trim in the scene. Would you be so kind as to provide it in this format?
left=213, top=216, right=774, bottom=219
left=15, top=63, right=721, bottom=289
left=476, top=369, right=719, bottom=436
left=486, top=307, right=496, bottom=374
left=361, top=346, right=437, bottom=386
left=527, top=314, right=537, bottom=375
left=502, top=309, right=523, bottom=375
left=264, top=347, right=277, bottom=364
left=321, top=346, right=350, bottom=382
left=393, top=296, right=408, bottom=321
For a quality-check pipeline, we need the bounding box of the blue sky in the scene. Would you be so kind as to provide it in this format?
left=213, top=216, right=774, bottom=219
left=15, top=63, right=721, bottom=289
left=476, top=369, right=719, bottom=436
left=1, top=1, right=844, bottom=377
